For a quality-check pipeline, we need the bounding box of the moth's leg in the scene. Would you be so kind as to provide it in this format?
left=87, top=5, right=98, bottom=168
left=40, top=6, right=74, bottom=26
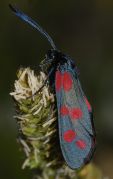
left=40, top=58, right=53, bottom=71
left=28, top=67, right=54, bottom=98
left=40, top=58, right=53, bottom=66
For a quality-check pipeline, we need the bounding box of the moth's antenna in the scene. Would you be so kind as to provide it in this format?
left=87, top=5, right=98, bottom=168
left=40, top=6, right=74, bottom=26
left=9, top=4, right=57, bottom=50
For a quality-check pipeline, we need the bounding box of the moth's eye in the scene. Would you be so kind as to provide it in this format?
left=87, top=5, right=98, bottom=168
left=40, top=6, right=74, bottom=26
left=50, top=52, right=56, bottom=60
left=52, top=54, right=55, bottom=59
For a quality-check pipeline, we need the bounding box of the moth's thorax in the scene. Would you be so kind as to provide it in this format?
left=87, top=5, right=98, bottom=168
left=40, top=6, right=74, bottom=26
left=45, top=49, right=76, bottom=69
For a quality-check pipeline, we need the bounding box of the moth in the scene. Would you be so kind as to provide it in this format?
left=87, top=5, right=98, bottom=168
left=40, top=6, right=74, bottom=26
left=9, top=4, right=96, bottom=169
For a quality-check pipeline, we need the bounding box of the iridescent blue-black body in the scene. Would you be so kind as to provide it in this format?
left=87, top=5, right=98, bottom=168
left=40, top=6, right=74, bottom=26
left=44, top=50, right=96, bottom=169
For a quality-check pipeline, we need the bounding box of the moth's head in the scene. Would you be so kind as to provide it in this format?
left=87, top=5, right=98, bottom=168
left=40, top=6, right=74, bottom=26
left=40, top=50, right=60, bottom=72
left=46, top=49, right=62, bottom=62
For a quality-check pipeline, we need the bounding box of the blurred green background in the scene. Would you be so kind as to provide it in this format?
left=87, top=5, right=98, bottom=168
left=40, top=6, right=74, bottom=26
left=1, top=0, right=113, bottom=178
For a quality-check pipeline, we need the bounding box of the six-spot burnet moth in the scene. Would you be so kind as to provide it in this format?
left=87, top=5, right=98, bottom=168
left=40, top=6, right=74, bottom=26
left=9, top=4, right=96, bottom=169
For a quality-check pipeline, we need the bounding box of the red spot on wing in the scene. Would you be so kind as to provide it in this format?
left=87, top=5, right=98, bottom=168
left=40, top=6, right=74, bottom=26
left=63, top=130, right=76, bottom=142
left=84, top=97, right=92, bottom=112
left=63, top=72, right=73, bottom=91
left=69, top=108, right=82, bottom=120
left=55, top=71, right=62, bottom=91
left=60, top=105, right=69, bottom=116
left=76, top=140, right=86, bottom=149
